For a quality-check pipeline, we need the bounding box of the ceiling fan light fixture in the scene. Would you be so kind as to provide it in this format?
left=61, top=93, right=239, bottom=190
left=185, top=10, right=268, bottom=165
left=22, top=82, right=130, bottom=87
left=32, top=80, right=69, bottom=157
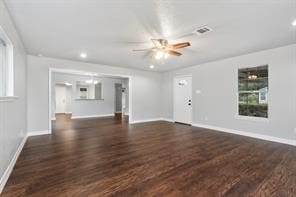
left=164, top=52, right=169, bottom=59
left=154, top=50, right=164, bottom=59
left=133, top=38, right=190, bottom=59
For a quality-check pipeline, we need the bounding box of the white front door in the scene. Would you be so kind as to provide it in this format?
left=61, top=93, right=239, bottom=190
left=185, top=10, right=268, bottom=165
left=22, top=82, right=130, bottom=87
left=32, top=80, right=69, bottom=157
left=174, top=76, right=192, bottom=124
left=55, top=85, right=66, bottom=113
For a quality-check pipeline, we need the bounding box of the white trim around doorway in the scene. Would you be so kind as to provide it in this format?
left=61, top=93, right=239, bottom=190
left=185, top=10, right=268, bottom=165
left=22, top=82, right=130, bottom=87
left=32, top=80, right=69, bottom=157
left=48, top=68, right=133, bottom=133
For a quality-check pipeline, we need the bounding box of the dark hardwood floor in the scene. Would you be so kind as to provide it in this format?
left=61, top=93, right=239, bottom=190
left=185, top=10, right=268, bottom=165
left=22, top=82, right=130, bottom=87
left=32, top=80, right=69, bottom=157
left=2, top=114, right=296, bottom=196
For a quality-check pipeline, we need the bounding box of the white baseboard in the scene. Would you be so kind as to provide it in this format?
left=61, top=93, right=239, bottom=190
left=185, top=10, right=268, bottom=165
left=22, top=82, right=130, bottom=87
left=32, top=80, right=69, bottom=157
left=130, top=117, right=174, bottom=124
left=130, top=118, right=163, bottom=124
left=0, top=136, right=27, bottom=194
left=161, top=118, right=174, bottom=122
left=71, top=114, right=114, bottom=119
left=28, top=130, right=51, bottom=137
left=192, top=123, right=296, bottom=146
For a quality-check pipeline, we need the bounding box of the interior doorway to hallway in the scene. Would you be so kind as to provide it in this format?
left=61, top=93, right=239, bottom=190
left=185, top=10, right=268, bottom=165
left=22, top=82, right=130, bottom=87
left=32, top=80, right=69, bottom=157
left=49, top=68, right=132, bottom=133
left=114, top=83, right=128, bottom=118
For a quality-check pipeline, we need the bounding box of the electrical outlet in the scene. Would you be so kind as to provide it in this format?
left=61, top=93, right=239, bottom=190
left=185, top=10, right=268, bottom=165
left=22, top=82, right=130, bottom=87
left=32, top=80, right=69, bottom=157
left=205, top=116, right=208, bottom=121
left=294, top=128, right=296, bottom=135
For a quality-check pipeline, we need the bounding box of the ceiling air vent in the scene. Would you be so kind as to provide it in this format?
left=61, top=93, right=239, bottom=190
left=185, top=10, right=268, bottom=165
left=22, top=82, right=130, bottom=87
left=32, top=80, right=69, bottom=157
left=194, top=26, right=212, bottom=35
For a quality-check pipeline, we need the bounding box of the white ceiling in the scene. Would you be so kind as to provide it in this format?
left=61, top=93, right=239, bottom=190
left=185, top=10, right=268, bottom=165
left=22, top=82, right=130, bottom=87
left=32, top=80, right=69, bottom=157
left=4, top=0, right=296, bottom=71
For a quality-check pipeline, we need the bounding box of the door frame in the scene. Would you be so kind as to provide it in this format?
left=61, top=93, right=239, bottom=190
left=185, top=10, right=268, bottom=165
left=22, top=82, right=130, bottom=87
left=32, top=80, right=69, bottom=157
left=173, top=74, right=193, bottom=125
left=49, top=68, right=133, bottom=133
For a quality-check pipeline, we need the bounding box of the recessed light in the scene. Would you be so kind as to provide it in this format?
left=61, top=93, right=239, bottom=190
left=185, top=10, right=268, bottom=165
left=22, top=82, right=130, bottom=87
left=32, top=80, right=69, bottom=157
left=80, top=53, right=87, bottom=58
left=292, top=19, right=296, bottom=26
left=149, top=65, right=155, bottom=69
left=37, top=54, right=43, bottom=57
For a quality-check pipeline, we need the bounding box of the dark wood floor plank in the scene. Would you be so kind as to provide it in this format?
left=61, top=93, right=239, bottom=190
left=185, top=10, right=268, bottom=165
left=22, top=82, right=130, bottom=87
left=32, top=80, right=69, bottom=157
left=2, top=114, right=296, bottom=196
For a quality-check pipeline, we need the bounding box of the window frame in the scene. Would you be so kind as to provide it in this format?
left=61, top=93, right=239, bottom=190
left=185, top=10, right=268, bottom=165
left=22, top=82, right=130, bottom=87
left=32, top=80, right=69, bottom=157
left=0, top=25, right=15, bottom=101
left=235, top=64, right=269, bottom=122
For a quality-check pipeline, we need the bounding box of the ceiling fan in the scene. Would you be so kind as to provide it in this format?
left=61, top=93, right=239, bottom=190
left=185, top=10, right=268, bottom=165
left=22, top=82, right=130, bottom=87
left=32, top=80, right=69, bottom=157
left=133, top=38, right=191, bottom=59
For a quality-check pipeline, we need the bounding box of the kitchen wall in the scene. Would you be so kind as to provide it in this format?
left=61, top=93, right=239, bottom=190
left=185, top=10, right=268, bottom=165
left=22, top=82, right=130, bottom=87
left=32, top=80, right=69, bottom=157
left=0, top=0, right=27, bottom=191
left=161, top=44, right=296, bottom=141
left=27, top=55, right=162, bottom=134
left=51, top=72, right=129, bottom=118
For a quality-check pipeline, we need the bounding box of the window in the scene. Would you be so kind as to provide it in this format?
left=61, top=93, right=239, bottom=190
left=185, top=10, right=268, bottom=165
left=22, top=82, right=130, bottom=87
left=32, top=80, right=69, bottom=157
left=0, top=26, right=14, bottom=97
left=238, top=65, right=268, bottom=118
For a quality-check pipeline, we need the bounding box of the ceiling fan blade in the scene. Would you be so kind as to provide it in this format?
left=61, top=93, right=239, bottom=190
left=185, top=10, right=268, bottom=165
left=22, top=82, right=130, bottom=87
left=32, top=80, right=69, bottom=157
left=170, top=42, right=191, bottom=49
left=167, top=50, right=182, bottom=56
left=143, top=51, right=152, bottom=59
left=151, top=39, right=163, bottom=48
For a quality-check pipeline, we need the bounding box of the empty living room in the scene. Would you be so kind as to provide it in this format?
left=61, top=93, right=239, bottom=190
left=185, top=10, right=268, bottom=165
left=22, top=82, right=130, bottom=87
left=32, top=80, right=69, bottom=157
left=1, top=0, right=296, bottom=196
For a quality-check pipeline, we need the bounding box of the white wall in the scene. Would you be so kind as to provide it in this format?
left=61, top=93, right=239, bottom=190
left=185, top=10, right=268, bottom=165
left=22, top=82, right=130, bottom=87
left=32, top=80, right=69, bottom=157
left=51, top=72, right=128, bottom=118
left=27, top=55, right=162, bottom=133
left=0, top=0, right=27, bottom=190
left=162, top=44, right=296, bottom=140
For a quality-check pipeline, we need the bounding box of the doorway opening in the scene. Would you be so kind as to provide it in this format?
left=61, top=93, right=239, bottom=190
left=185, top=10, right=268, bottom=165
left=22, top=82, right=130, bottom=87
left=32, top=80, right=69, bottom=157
left=54, top=83, right=73, bottom=122
left=54, top=83, right=72, bottom=112
left=49, top=68, right=132, bottom=133
left=114, top=83, right=129, bottom=119
left=55, top=84, right=67, bottom=114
